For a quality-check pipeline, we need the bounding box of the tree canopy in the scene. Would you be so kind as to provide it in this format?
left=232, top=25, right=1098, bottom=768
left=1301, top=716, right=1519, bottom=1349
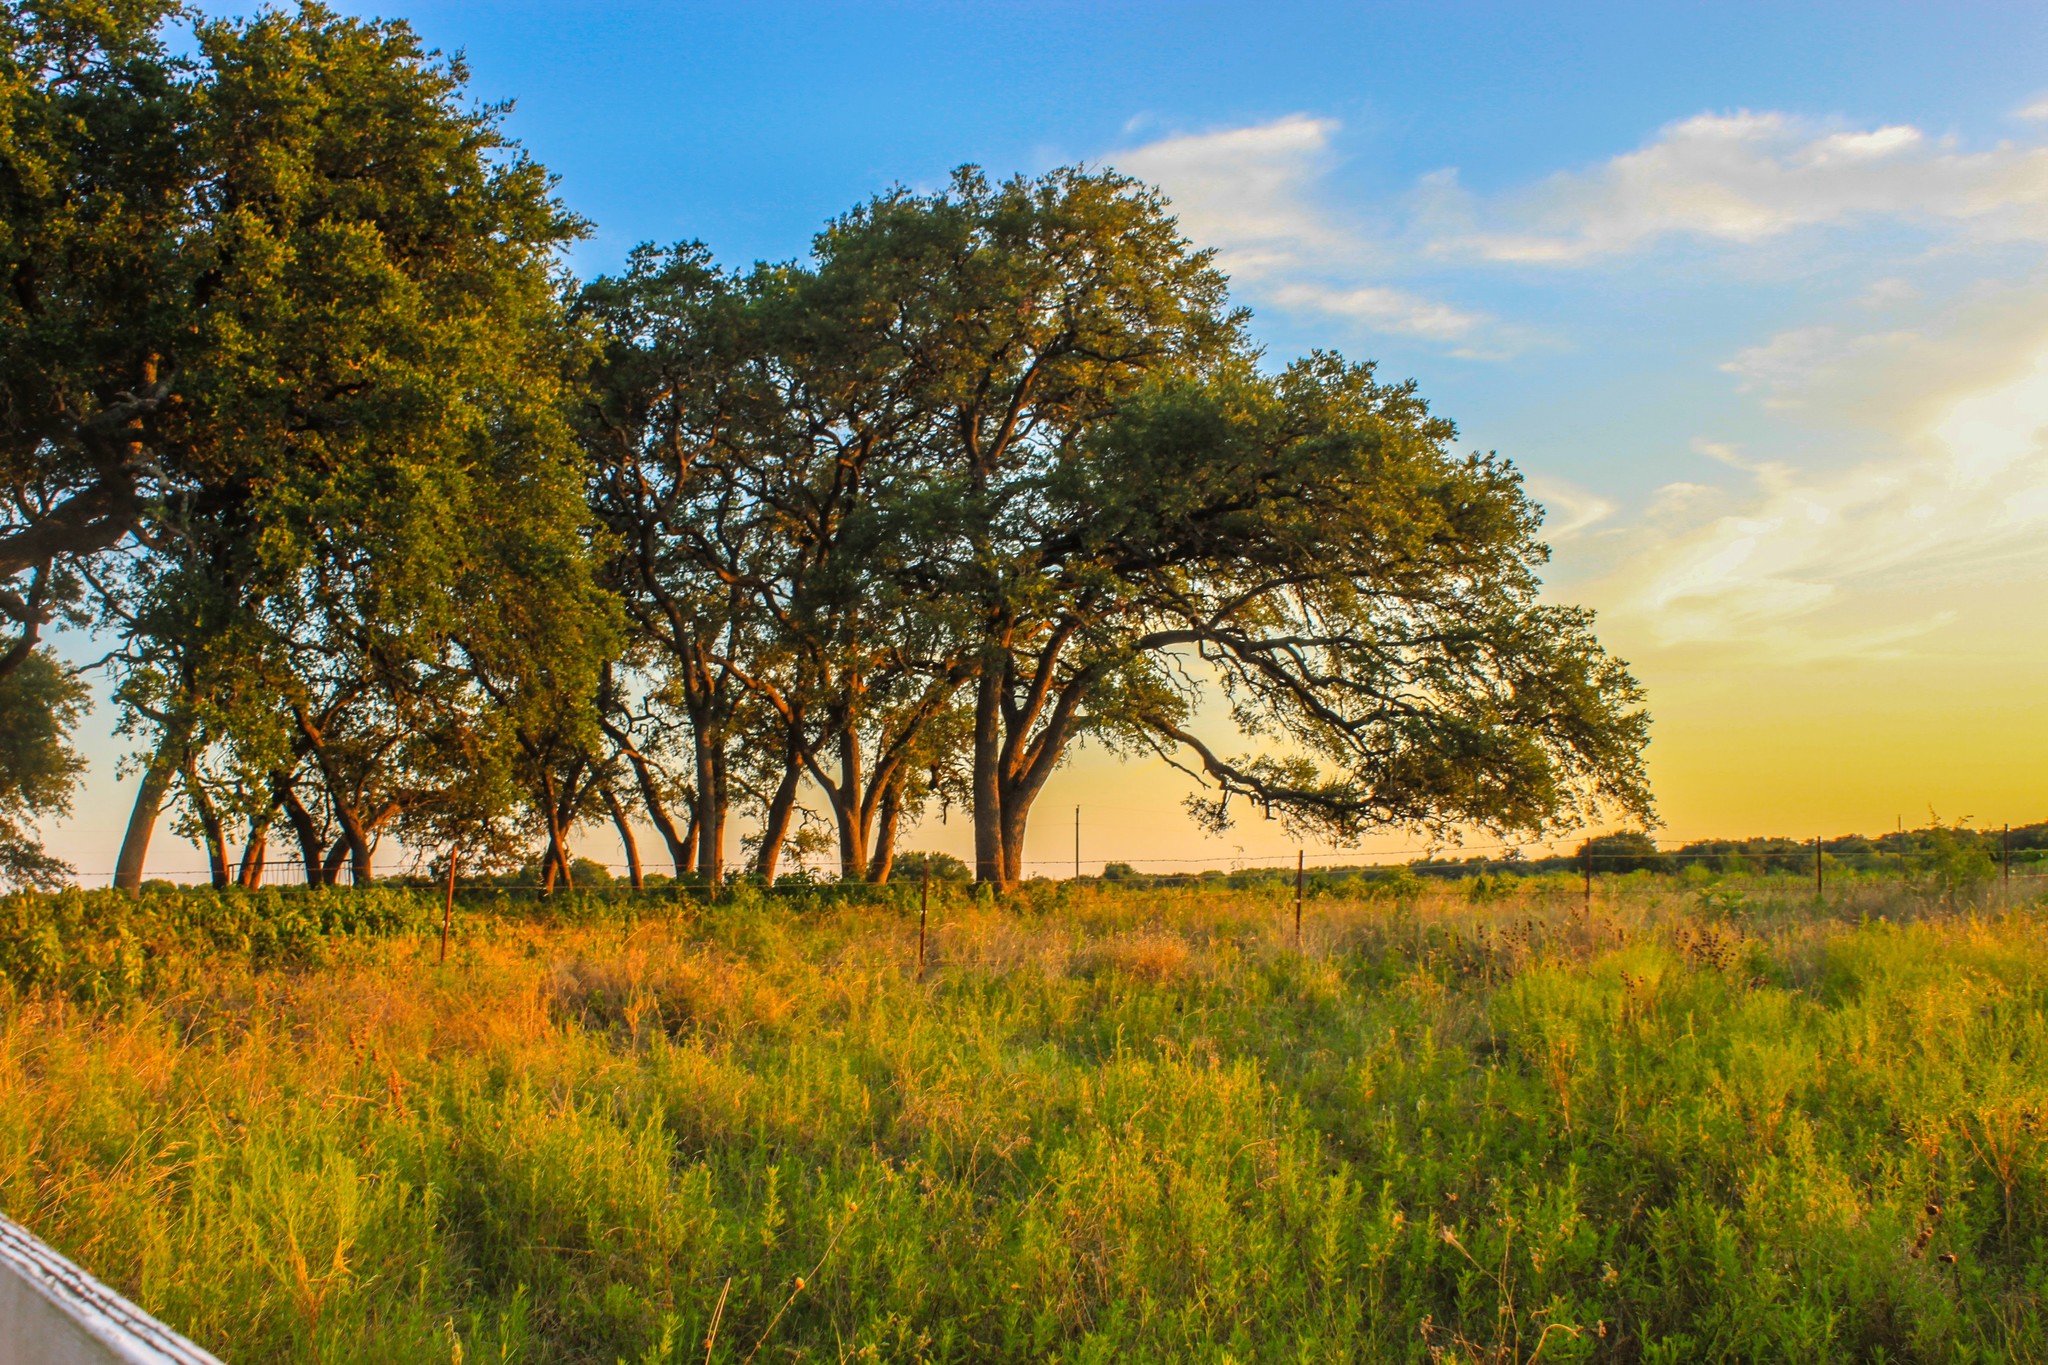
left=580, top=170, right=1651, bottom=890
left=2, top=2, right=1653, bottom=889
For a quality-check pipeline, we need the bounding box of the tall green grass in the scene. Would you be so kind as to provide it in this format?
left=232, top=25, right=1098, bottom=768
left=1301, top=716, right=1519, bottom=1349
left=2, top=875, right=2045, bottom=1362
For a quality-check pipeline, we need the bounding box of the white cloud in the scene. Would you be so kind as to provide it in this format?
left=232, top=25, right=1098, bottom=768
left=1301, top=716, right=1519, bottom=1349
left=2018, top=96, right=2048, bottom=122
left=1111, top=114, right=1347, bottom=280
left=1107, top=116, right=1513, bottom=354
left=1434, top=111, right=2048, bottom=264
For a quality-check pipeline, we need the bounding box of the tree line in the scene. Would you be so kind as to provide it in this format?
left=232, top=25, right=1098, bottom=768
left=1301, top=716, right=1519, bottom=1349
left=0, top=2, right=1652, bottom=893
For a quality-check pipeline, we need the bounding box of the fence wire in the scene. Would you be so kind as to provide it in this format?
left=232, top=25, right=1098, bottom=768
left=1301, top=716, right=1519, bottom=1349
left=56, top=828, right=2048, bottom=895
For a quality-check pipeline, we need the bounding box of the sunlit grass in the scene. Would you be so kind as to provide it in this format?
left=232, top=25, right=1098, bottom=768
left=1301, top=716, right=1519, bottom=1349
left=3, top=873, right=2046, bottom=1362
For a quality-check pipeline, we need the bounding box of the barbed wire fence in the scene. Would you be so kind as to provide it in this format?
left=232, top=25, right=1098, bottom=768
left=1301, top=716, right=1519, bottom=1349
left=55, top=824, right=2048, bottom=899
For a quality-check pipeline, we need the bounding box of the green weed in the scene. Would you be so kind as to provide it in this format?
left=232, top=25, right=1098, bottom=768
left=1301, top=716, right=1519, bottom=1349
left=2, top=877, right=2046, bottom=1361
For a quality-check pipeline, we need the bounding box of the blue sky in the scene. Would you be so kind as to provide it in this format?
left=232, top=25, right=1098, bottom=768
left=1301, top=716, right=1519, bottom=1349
left=57, top=2, right=2048, bottom=876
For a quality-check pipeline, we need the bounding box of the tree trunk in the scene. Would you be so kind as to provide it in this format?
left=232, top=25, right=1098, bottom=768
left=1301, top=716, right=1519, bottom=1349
left=181, top=751, right=230, bottom=888
left=321, top=838, right=349, bottom=887
left=605, top=785, right=644, bottom=889
left=275, top=777, right=326, bottom=886
left=867, top=780, right=903, bottom=883
left=754, top=739, right=803, bottom=884
left=830, top=800, right=866, bottom=882
left=536, top=773, right=571, bottom=896
left=694, top=725, right=727, bottom=884
left=237, top=802, right=273, bottom=889
left=114, top=720, right=188, bottom=894
left=625, top=750, right=692, bottom=878
left=971, top=635, right=1099, bottom=893
left=971, top=663, right=1004, bottom=886
left=293, top=707, right=377, bottom=883
left=999, top=795, right=1032, bottom=887
left=681, top=805, right=701, bottom=879
left=831, top=724, right=868, bottom=881
left=325, top=782, right=374, bottom=882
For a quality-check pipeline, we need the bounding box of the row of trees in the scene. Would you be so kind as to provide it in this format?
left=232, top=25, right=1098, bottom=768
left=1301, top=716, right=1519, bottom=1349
left=1, top=1, right=1653, bottom=893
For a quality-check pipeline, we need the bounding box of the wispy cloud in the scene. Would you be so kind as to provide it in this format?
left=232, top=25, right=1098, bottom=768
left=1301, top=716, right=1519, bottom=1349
left=1109, top=106, right=2048, bottom=670
left=1606, top=313, right=2048, bottom=657
left=1265, top=282, right=1492, bottom=344
left=1525, top=476, right=1618, bottom=541
left=1107, top=116, right=1516, bottom=356
left=1431, top=111, right=2048, bottom=264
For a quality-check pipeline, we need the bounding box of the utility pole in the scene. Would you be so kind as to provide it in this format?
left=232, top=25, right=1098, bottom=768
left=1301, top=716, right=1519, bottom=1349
left=1582, top=845, right=1592, bottom=913
left=1814, top=835, right=1823, bottom=898
left=2005, top=823, right=2012, bottom=887
left=1074, top=805, right=1081, bottom=882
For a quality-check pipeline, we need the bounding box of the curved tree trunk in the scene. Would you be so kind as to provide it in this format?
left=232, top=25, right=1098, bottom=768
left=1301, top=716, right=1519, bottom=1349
left=326, top=788, right=376, bottom=884
left=275, top=776, right=325, bottom=886
left=754, top=738, right=803, bottom=884
left=867, top=780, right=904, bottom=883
left=181, top=751, right=230, bottom=888
left=321, top=838, right=349, bottom=887
left=680, top=805, right=702, bottom=880
left=237, top=808, right=271, bottom=889
left=624, top=749, right=692, bottom=878
left=604, top=785, right=644, bottom=889
left=114, top=720, right=189, bottom=894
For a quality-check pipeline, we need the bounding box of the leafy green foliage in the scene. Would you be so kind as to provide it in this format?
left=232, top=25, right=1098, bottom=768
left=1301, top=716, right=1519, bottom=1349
left=0, top=883, right=431, bottom=995
left=1, top=1, right=618, bottom=885
left=0, top=647, right=86, bottom=885
left=0, top=0, right=195, bottom=665
left=890, top=849, right=971, bottom=882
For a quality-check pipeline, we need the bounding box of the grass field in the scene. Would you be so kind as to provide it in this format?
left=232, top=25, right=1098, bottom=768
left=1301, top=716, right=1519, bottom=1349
left=4, top=872, right=2048, bottom=1363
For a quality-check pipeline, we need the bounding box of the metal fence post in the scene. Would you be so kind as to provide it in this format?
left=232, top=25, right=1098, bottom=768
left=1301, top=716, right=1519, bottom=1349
left=438, top=847, right=460, bottom=964
left=1294, top=850, right=1304, bottom=948
left=917, top=864, right=930, bottom=983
